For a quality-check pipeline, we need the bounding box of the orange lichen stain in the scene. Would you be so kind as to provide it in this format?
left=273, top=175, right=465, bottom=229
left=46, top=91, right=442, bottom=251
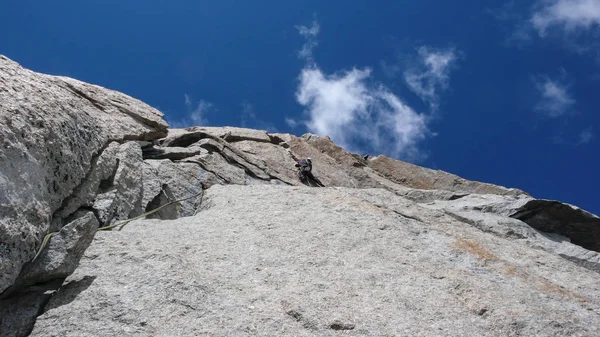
left=451, top=238, right=499, bottom=261
left=502, top=266, right=583, bottom=301
left=504, top=265, right=518, bottom=276
left=539, top=277, right=579, bottom=299
left=448, top=237, right=586, bottom=302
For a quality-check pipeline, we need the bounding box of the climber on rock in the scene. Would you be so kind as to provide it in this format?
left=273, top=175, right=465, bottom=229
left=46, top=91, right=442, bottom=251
left=295, top=157, right=325, bottom=187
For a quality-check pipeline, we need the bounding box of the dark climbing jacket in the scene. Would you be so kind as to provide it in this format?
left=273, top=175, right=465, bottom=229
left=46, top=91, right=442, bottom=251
left=295, top=159, right=312, bottom=172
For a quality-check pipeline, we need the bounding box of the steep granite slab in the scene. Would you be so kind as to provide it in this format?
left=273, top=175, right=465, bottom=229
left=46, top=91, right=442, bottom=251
left=0, top=55, right=168, bottom=294
left=367, top=155, right=527, bottom=196
left=30, top=185, right=600, bottom=336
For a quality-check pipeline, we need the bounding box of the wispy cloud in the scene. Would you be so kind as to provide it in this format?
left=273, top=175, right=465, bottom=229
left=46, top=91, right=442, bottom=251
left=294, top=21, right=429, bottom=160
left=240, top=101, right=277, bottom=132
left=380, top=60, right=402, bottom=79
left=285, top=117, right=299, bottom=128
left=534, top=76, right=575, bottom=118
left=531, top=0, right=600, bottom=37
left=490, top=0, right=600, bottom=52
left=578, top=127, right=594, bottom=144
left=168, top=96, right=214, bottom=128
left=403, top=47, right=459, bottom=110
left=188, top=100, right=213, bottom=126
left=296, top=19, right=320, bottom=62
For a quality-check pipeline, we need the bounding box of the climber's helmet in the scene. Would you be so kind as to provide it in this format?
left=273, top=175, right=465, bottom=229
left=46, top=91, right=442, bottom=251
left=307, top=157, right=312, bottom=163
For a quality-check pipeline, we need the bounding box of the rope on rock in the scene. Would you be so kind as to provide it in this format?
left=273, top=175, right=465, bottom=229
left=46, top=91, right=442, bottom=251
left=32, top=192, right=202, bottom=262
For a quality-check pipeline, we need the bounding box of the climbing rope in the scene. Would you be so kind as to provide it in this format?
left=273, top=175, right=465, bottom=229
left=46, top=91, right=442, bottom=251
left=32, top=192, right=202, bottom=262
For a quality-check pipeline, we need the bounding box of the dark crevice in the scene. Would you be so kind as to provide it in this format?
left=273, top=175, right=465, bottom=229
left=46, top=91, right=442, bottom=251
left=162, top=132, right=212, bottom=148
left=0, top=290, right=54, bottom=337
left=61, top=206, right=99, bottom=228
left=370, top=203, right=423, bottom=223
left=142, top=145, right=202, bottom=161
left=142, top=145, right=165, bottom=159
left=222, top=132, right=272, bottom=143
left=268, top=134, right=286, bottom=145
left=98, top=158, right=119, bottom=193
left=145, top=186, right=177, bottom=220
left=61, top=83, right=106, bottom=111
left=330, top=322, right=356, bottom=331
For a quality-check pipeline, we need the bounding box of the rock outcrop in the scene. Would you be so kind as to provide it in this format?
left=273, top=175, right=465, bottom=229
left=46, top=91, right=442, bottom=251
left=1, top=56, right=599, bottom=336
left=0, top=55, right=167, bottom=296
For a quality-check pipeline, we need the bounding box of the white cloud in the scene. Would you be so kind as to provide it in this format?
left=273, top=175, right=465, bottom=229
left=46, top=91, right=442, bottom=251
left=293, top=19, right=431, bottom=160
left=578, top=127, right=594, bottom=144
left=489, top=1, right=600, bottom=53
left=534, top=77, right=575, bottom=118
left=189, top=100, right=212, bottom=126
left=403, top=47, right=458, bottom=110
left=240, top=101, right=256, bottom=127
left=285, top=117, right=299, bottom=128
left=168, top=97, right=213, bottom=128
left=531, top=0, right=600, bottom=37
left=296, top=66, right=429, bottom=159
left=296, top=20, right=320, bottom=62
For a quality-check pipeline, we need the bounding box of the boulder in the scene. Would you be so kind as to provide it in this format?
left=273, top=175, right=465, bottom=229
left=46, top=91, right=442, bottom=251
left=12, top=212, right=98, bottom=289
left=92, top=142, right=144, bottom=226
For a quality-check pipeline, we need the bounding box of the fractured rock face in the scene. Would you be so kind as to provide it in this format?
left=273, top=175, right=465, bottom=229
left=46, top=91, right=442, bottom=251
left=0, top=55, right=167, bottom=294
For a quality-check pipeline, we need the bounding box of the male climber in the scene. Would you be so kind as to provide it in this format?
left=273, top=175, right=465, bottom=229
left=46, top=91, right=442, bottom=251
left=295, top=157, right=325, bottom=187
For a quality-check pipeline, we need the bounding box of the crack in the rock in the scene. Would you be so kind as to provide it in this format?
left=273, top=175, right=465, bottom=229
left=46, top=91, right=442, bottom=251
left=50, top=141, right=116, bottom=231
left=193, top=189, right=205, bottom=216
left=60, top=82, right=106, bottom=111
left=178, top=158, right=230, bottom=185
left=60, top=81, right=167, bottom=135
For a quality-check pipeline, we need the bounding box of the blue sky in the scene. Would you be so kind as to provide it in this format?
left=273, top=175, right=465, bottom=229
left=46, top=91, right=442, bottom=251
left=1, top=0, right=599, bottom=215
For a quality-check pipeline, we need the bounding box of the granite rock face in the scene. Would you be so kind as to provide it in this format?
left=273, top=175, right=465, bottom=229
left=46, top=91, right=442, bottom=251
left=0, top=55, right=167, bottom=294
left=30, top=185, right=600, bottom=337
left=1, top=55, right=600, bottom=336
